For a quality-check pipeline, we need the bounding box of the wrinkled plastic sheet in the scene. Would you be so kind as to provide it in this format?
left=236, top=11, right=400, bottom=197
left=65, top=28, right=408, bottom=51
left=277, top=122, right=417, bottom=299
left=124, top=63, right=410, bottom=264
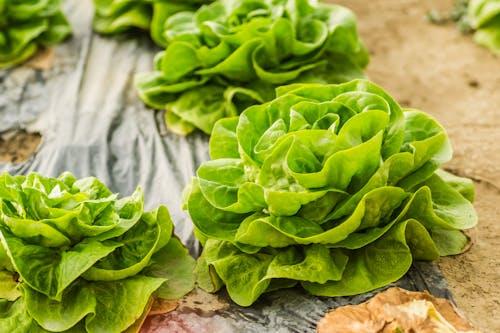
left=0, top=2, right=453, bottom=332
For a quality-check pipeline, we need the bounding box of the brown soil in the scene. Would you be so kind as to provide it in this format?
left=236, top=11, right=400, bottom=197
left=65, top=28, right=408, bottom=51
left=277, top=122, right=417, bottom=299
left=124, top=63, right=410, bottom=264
left=0, top=130, right=41, bottom=163
left=332, top=0, right=500, bottom=331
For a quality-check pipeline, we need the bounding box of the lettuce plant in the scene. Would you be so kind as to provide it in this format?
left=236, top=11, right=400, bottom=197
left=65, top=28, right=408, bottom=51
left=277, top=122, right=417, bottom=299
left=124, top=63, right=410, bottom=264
left=468, top=0, right=500, bottom=55
left=135, top=0, right=369, bottom=135
left=183, top=79, right=477, bottom=307
left=0, top=0, right=72, bottom=69
left=93, top=0, right=152, bottom=35
left=0, top=172, right=195, bottom=332
left=93, top=0, right=213, bottom=46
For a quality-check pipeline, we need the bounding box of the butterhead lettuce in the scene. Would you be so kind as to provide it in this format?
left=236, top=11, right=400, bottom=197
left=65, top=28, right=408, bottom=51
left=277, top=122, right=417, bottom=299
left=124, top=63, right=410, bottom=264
left=0, top=0, right=72, bottom=69
left=183, top=79, right=477, bottom=306
left=468, top=0, right=500, bottom=55
left=92, top=0, right=214, bottom=46
left=135, top=0, right=369, bottom=135
left=0, top=172, right=195, bottom=332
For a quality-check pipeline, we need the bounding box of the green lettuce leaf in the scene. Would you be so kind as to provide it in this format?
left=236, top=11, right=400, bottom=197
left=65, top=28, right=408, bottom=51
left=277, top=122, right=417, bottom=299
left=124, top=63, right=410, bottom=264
left=302, top=219, right=440, bottom=297
left=23, top=276, right=164, bottom=333
left=0, top=298, right=33, bottom=333
left=22, top=283, right=96, bottom=332
left=185, top=79, right=478, bottom=306
left=81, top=206, right=172, bottom=282
left=143, top=236, right=197, bottom=300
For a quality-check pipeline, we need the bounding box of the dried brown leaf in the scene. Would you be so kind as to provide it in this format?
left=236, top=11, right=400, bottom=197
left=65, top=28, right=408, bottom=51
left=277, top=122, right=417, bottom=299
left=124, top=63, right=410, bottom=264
left=317, top=287, right=479, bottom=333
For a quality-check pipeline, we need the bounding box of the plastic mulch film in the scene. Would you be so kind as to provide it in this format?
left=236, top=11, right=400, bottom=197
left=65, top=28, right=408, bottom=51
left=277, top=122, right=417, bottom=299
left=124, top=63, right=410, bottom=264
left=0, top=2, right=453, bottom=332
